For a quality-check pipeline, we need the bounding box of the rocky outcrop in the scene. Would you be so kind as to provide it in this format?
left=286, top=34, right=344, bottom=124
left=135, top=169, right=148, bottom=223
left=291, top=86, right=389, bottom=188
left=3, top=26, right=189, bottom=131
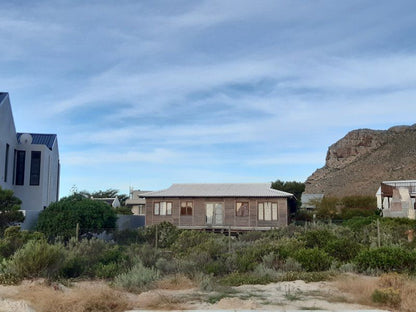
left=305, top=124, right=416, bottom=197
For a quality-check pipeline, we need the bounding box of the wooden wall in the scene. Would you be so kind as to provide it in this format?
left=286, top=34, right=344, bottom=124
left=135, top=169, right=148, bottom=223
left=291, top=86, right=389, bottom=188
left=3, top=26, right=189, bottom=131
left=145, top=197, right=288, bottom=228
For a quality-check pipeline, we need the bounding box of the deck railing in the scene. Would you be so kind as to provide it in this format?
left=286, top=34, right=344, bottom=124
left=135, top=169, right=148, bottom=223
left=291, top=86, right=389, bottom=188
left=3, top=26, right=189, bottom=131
left=381, top=182, right=416, bottom=197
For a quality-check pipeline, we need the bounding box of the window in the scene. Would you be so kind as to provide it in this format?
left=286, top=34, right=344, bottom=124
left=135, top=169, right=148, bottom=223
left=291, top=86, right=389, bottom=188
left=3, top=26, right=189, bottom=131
left=14, top=150, right=25, bottom=185
left=236, top=201, right=249, bottom=216
left=4, top=144, right=9, bottom=182
left=181, top=201, right=193, bottom=216
left=30, top=151, right=41, bottom=185
left=154, top=201, right=172, bottom=216
left=258, top=202, right=278, bottom=221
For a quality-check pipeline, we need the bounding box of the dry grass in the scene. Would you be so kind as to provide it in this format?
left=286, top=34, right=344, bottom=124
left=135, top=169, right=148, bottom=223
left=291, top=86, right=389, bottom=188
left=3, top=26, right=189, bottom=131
left=334, top=273, right=416, bottom=312
left=333, top=274, right=379, bottom=306
left=154, top=274, right=196, bottom=290
left=11, top=280, right=133, bottom=312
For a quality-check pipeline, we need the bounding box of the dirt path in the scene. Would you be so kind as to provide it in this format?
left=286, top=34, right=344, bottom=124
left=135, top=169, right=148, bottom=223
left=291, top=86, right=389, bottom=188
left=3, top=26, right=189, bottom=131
left=0, top=278, right=388, bottom=312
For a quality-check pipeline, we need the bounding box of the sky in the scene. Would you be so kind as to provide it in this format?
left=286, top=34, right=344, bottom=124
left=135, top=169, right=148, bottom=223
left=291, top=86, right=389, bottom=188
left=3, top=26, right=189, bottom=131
left=2, top=0, right=416, bottom=197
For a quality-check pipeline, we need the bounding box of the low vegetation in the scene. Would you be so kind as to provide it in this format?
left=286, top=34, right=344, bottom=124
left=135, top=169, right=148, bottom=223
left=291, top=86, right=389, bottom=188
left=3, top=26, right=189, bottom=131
left=0, top=193, right=415, bottom=311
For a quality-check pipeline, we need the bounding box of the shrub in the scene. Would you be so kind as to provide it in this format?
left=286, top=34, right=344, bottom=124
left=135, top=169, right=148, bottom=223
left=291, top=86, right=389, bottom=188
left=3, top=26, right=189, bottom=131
left=0, top=226, right=44, bottom=259
left=114, top=262, right=160, bottom=293
left=220, top=272, right=274, bottom=286
left=155, top=257, right=177, bottom=275
left=342, top=195, right=377, bottom=209
left=281, top=257, right=302, bottom=272
left=293, top=248, right=333, bottom=271
left=325, top=238, right=362, bottom=262
left=9, top=239, right=65, bottom=279
left=299, top=228, right=337, bottom=249
left=36, top=194, right=117, bottom=239
left=142, top=222, right=180, bottom=248
left=372, top=287, right=401, bottom=308
left=354, top=246, right=416, bottom=272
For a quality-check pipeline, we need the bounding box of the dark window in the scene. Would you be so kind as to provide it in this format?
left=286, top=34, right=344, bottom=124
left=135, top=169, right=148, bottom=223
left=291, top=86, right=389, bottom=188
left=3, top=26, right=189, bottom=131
left=14, top=150, right=25, bottom=185
left=4, top=144, right=9, bottom=182
left=236, top=201, right=249, bottom=217
left=181, top=201, right=193, bottom=216
left=30, top=151, right=41, bottom=185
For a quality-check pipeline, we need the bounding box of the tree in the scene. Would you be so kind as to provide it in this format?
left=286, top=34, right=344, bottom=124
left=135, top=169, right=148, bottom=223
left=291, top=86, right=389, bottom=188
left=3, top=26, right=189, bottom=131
left=76, top=188, right=129, bottom=206
left=0, top=187, right=24, bottom=233
left=271, top=180, right=305, bottom=213
left=36, top=194, right=117, bottom=239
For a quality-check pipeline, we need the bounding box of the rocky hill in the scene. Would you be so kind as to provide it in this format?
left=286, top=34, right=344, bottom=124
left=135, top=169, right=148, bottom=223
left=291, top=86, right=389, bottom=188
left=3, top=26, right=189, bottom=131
left=304, top=124, right=416, bottom=197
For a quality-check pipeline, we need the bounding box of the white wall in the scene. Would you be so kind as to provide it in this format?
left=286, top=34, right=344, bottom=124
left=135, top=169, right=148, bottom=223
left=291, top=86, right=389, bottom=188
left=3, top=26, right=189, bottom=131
left=1, top=93, right=60, bottom=212
left=0, top=95, right=17, bottom=190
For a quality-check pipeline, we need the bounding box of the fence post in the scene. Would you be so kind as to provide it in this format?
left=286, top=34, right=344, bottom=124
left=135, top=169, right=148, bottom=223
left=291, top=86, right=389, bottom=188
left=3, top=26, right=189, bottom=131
left=75, top=223, right=79, bottom=240
left=155, top=223, right=158, bottom=249
left=228, top=226, right=231, bottom=253
left=377, top=219, right=381, bottom=247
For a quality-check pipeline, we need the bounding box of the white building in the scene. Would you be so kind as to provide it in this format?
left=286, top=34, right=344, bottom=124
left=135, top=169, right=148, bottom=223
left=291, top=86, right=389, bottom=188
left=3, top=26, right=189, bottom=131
left=0, top=92, right=60, bottom=218
left=376, top=180, right=416, bottom=219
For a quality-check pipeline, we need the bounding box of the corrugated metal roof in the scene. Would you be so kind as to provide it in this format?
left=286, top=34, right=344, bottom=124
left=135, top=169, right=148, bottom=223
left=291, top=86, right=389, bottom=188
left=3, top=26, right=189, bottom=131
left=142, top=183, right=293, bottom=198
left=17, top=133, right=57, bottom=150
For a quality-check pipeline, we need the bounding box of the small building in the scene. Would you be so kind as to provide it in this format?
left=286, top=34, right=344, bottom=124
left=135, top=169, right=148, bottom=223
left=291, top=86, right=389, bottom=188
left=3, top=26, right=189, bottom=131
left=376, top=180, right=416, bottom=219
left=92, top=197, right=121, bottom=208
left=300, top=193, right=324, bottom=210
left=0, top=93, right=60, bottom=218
left=142, top=183, right=293, bottom=230
left=125, top=189, right=150, bottom=215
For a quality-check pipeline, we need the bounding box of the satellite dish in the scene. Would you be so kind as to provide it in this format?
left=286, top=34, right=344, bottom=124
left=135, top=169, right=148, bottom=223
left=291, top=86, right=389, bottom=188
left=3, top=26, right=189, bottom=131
left=20, top=133, right=33, bottom=145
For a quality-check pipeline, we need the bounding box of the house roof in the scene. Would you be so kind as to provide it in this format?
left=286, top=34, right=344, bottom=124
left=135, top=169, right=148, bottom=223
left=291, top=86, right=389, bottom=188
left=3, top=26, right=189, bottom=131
left=142, top=183, right=293, bottom=198
left=17, top=133, right=57, bottom=150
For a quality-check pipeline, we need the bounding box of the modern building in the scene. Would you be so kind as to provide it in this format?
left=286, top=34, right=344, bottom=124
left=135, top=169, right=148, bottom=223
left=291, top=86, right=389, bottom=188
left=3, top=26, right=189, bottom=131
left=376, top=180, right=416, bottom=219
left=0, top=92, right=60, bottom=224
left=142, top=183, right=293, bottom=230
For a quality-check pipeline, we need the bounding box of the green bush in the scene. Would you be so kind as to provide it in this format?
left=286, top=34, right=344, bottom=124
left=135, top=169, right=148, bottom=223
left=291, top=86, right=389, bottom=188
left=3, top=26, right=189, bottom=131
left=219, top=272, right=274, bottom=286
left=293, top=248, right=333, bottom=272
left=325, top=238, right=362, bottom=262
left=0, top=226, right=44, bottom=259
left=354, top=246, right=416, bottom=272
left=141, top=222, right=180, bottom=248
left=114, top=262, right=160, bottom=293
left=36, top=194, right=117, bottom=239
left=61, top=238, right=128, bottom=278
left=299, top=229, right=337, bottom=249
left=340, top=208, right=377, bottom=220
left=9, top=239, right=65, bottom=279
left=342, top=195, right=377, bottom=209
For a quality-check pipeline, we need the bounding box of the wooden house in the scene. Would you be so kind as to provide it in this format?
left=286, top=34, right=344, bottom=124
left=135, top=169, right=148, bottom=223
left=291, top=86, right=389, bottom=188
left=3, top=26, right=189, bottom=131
left=142, top=183, right=293, bottom=230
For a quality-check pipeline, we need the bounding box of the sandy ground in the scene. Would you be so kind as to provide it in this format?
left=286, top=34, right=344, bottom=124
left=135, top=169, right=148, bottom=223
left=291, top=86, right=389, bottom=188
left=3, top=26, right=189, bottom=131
left=0, top=279, right=387, bottom=312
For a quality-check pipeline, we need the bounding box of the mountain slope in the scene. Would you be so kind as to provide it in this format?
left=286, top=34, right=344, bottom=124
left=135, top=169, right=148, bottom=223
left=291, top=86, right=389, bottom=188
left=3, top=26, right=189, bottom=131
left=305, top=124, right=416, bottom=197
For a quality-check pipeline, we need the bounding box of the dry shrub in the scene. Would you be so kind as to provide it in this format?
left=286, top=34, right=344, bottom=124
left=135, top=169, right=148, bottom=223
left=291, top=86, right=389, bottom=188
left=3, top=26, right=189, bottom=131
left=335, top=273, right=416, bottom=312
left=333, top=274, right=378, bottom=306
left=155, top=274, right=195, bottom=290
left=378, top=272, right=405, bottom=289
left=400, top=280, right=416, bottom=312
left=12, top=281, right=132, bottom=312
left=136, top=290, right=186, bottom=310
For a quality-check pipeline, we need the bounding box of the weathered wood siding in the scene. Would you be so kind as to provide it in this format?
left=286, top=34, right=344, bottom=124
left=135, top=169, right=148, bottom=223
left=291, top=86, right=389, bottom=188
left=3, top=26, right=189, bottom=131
left=145, top=197, right=289, bottom=229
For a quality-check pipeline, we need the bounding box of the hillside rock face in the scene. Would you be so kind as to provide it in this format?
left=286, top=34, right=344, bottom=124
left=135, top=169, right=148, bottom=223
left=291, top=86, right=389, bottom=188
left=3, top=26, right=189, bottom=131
left=305, top=124, right=416, bottom=197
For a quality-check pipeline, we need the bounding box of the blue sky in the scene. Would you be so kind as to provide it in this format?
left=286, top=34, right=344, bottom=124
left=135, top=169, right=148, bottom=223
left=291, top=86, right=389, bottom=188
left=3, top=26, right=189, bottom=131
left=2, top=1, right=416, bottom=197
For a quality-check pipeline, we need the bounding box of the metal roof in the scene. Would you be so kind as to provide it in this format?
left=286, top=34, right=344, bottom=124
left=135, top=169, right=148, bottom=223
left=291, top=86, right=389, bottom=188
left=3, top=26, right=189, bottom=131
left=17, top=133, right=57, bottom=150
left=142, top=183, right=293, bottom=198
